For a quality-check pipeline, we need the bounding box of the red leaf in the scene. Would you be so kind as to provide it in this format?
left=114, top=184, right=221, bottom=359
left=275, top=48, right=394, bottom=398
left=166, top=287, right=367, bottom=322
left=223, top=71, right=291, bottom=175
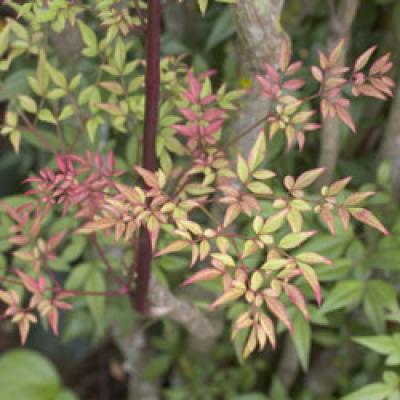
left=282, top=79, right=304, bottom=90
left=47, top=308, right=59, bottom=335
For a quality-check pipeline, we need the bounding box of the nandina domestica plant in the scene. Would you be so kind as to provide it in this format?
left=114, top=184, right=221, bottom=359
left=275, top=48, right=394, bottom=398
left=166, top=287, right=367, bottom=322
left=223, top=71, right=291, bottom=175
left=0, top=0, right=394, bottom=359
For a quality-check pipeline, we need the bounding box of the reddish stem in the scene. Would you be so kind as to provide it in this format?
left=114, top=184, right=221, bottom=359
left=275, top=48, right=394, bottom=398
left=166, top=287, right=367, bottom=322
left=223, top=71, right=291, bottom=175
left=132, top=0, right=161, bottom=314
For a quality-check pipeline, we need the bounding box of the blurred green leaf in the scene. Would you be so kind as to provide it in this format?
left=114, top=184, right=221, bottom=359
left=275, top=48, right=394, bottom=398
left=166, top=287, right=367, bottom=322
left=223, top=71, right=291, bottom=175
left=206, top=9, right=236, bottom=51
left=0, top=69, right=34, bottom=101
left=320, top=280, right=364, bottom=314
left=292, top=313, right=311, bottom=371
left=0, top=350, right=74, bottom=400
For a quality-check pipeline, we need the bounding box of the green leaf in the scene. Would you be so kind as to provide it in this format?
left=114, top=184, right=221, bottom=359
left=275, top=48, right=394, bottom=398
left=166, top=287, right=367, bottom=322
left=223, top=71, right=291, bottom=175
left=233, top=395, right=268, bottom=400
left=237, top=155, right=249, bottom=182
left=353, top=336, right=397, bottom=356
left=206, top=9, right=236, bottom=51
left=61, top=236, right=87, bottom=263
left=18, top=95, right=37, bottom=113
left=279, top=231, right=315, bottom=250
left=0, top=350, right=61, bottom=400
left=38, top=109, right=57, bottom=124
left=341, top=383, right=393, bottom=400
left=270, top=377, right=289, bottom=400
left=58, top=105, right=75, bottom=121
left=198, top=0, right=209, bottom=15
left=363, top=280, right=398, bottom=333
left=141, top=355, right=171, bottom=381
left=56, top=390, right=78, bottom=400
left=115, top=38, right=126, bottom=71
left=0, top=69, right=34, bottom=101
left=0, top=25, right=9, bottom=58
left=320, top=280, right=364, bottom=314
left=78, top=21, right=97, bottom=56
left=85, top=269, right=106, bottom=319
left=292, top=313, right=311, bottom=371
left=46, top=64, right=67, bottom=89
left=65, top=263, right=92, bottom=290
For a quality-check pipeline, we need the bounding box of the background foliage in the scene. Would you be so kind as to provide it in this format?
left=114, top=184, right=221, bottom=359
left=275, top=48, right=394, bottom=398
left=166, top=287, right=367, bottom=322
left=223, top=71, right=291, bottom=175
left=0, top=0, right=400, bottom=399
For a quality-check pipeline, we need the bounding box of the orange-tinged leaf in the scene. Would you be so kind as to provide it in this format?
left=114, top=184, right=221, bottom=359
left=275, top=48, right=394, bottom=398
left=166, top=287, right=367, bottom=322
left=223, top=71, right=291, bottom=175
left=348, top=207, right=388, bottom=235
left=96, top=103, right=124, bottom=116
left=279, top=231, right=316, bottom=249
left=336, top=106, right=356, bottom=133
left=134, top=166, right=159, bottom=188
left=338, top=207, right=350, bottom=230
left=320, top=206, right=336, bottom=235
left=343, top=192, right=375, bottom=206
left=237, top=154, right=249, bottom=182
left=259, top=312, right=276, bottom=349
left=328, top=38, right=345, bottom=66
left=354, top=45, right=376, bottom=72
left=250, top=271, right=263, bottom=291
left=284, top=284, right=309, bottom=320
left=191, top=243, right=199, bottom=267
left=223, top=204, right=241, bottom=228
left=199, top=239, right=211, bottom=261
left=326, top=177, right=352, bottom=196
left=265, top=296, right=292, bottom=332
left=247, top=181, right=272, bottom=195
left=279, top=36, right=291, bottom=72
left=262, top=210, right=287, bottom=234
left=298, top=262, right=321, bottom=305
left=294, top=168, right=326, bottom=189
left=318, top=50, right=328, bottom=70
left=99, top=81, right=124, bottom=95
left=116, top=183, right=145, bottom=204
left=232, top=312, right=253, bottom=339
left=182, top=268, right=222, bottom=287
left=210, top=288, right=245, bottom=309
left=15, top=270, right=39, bottom=293
left=311, top=65, right=323, bottom=82
left=247, top=130, right=266, bottom=171
left=155, top=240, right=189, bottom=257
left=211, top=253, right=235, bottom=267
left=178, top=220, right=202, bottom=235
left=256, top=324, right=267, bottom=350
left=47, top=308, right=59, bottom=335
left=287, top=208, right=303, bottom=233
left=243, top=240, right=259, bottom=258
left=243, top=327, right=257, bottom=359
left=13, top=250, right=34, bottom=261
left=369, top=52, right=391, bottom=75
left=252, top=169, right=276, bottom=180
left=296, top=252, right=332, bottom=265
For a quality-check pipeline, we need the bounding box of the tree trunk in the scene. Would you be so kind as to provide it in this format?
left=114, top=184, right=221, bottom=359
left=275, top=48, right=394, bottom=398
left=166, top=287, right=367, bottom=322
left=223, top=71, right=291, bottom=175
left=232, top=0, right=285, bottom=158
left=317, top=0, right=359, bottom=188
left=380, top=77, right=400, bottom=200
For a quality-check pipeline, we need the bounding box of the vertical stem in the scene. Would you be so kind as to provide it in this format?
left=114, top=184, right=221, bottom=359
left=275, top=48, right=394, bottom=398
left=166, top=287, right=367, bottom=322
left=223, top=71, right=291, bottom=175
left=133, top=0, right=161, bottom=314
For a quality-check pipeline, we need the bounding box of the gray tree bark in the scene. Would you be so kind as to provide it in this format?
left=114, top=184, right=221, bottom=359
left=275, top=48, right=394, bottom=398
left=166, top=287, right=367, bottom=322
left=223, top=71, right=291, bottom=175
left=317, top=0, right=360, bottom=188
left=232, top=0, right=285, bottom=157
left=380, top=77, right=400, bottom=201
